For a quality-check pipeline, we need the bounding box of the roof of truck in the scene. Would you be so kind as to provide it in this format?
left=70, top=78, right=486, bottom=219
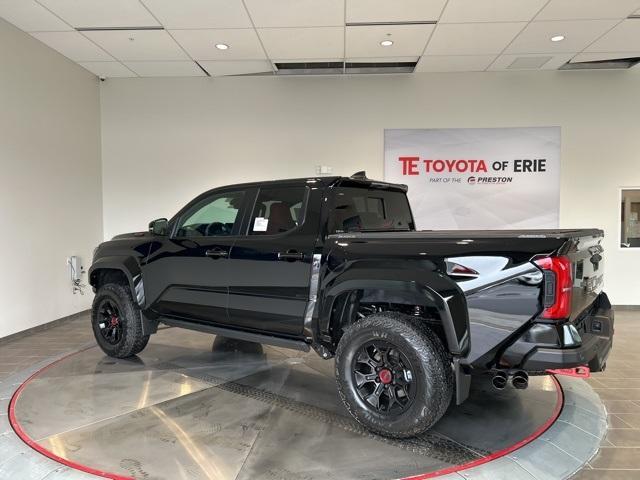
left=201, top=172, right=407, bottom=193
left=213, top=176, right=340, bottom=190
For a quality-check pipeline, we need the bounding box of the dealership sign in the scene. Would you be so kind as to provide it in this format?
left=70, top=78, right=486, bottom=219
left=384, top=127, right=560, bottom=230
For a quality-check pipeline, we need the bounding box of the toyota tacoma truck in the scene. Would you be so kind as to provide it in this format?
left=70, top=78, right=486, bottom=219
left=89, top=172, right=614, bottom=438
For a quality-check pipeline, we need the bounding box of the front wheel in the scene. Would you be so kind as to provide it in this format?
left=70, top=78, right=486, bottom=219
left=91, top=283, right=150, bottom=358
left=335, top=312, right=453, bottom=438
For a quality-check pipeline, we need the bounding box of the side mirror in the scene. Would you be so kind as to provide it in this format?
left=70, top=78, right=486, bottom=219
left=149, top=218, right=169, bottom=236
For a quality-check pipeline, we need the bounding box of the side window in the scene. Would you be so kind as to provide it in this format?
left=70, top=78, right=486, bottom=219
left=249, top=187, right=308, bottom=236
left=176, top=191, right=245, bottom=237
left=621, top=189, right=640, bottom=248
left=330, top=187, right=413, bottom=234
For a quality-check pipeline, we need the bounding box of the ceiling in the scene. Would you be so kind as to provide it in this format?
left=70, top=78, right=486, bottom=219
left=1, top=0, right=640, bottom=78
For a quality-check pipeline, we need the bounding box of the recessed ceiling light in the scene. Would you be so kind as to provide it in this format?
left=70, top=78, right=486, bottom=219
left=215, top=43, right=229, bottom=50
left=550, top=35, right=565, bottom=42
left=380, top=40, right=393, bottom=47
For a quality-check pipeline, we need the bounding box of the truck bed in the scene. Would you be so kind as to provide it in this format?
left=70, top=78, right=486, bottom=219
left=330, top=229, right=603, bottom=239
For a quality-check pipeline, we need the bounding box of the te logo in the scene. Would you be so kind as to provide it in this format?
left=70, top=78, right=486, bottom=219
left=467, top=176, right=476, bottom=184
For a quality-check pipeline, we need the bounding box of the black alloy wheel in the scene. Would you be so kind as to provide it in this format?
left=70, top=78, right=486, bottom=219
left=91, top=283, right=150, bottom=358
left=97, top=299, right=123, bottom=345
left=352, top=340, right=416, bottom=415
left=335, top=312, right=454, bottom=438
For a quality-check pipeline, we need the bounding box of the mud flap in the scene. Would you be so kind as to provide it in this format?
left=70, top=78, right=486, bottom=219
left=454, top=357, right=471, bottom=405
left=141, top=312, right=159, bottom=336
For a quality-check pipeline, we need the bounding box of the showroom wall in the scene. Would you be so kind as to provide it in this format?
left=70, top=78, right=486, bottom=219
left=100, top=69, right=640, bottom=305
left=0, top=19, right=102, bottom=338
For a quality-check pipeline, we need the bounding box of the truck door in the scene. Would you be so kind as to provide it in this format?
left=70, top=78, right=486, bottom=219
left=143, top=189, right=248, bottom=325
left=227, top=183, right=321, bottom=336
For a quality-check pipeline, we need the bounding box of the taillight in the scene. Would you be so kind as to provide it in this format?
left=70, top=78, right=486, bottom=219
left=449, top=263, right=479, bottom=276
left=534, top=256, right=573, bottom=319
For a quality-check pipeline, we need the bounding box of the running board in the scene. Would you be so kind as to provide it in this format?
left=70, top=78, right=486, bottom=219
left=160, top=318, right=311, bottom=352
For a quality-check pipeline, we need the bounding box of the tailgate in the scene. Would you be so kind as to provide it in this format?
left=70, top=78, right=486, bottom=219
left=564, top=231, right=605, bottom=321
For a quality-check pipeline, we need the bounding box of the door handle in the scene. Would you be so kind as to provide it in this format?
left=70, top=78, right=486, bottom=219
left=205, top=248, right=228, bottom=258
left=277, top=250, right=304, bottom=261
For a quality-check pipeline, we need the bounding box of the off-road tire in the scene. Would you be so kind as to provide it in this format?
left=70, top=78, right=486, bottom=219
left=91, top=283, right=150, bottom=358
left=335, top=312, right=453, bottom=438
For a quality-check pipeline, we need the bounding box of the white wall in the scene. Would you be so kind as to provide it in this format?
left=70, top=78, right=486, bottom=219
left=100, top=70, right=640, bottom=305
left=0, top=18, right=102, bottom=338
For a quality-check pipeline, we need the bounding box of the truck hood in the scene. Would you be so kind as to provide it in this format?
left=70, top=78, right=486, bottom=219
left=112, top=231, right=150, bottom=240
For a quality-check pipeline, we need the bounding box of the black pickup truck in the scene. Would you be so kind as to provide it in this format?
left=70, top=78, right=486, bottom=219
left=89, top=173, right=614, bottom=438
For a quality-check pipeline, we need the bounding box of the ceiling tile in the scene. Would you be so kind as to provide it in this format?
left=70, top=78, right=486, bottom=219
left=0, top=0, right=71, bottom=32
left=258, top=27, right=344, bottom=59
left=31, top=31, right=113, bottom=61
left=170, top=29, right=266, bottom=60
left=140, top=0, right=251, bottom=29
left=536, top=0, right=640, bottom=21
left=506, top=19, right=618, bottom=54
left=84, top=29, right=188, bottom=61
left=440, top=0, right=547, bottom=23
left=346, top=0, right=446, bottom=23
left=571, top=51, right=640, bottom=63
left=79, top=61, right=135, bottom=77
left=124, top=61, right=205, bottom=76
left=38, top=0, right=159, bottom=28
left=415, top=54, right=496, bottom=72
left=425, top=22, right=525, bottom=55
left=506, top=56, right=554, bottom=69
left=245, top=0, right=344, bottom=27
left=585, top=19, right=640, bottom=52
left=198, top=60, right=274, bottom=76
left=346, top=24, right=434, bottom=58
left=488, top=53, right=575, bottom=70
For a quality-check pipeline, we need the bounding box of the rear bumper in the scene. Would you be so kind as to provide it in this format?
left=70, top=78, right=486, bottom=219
left=503, top=292, right=614, bottom=373
left=522, top=322, right=613, bottom=372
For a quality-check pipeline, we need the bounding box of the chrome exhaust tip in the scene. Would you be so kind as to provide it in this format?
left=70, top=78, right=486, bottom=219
left=492, top=371, right=508, bottom=390
left=512, top=371, right=529, bottom=390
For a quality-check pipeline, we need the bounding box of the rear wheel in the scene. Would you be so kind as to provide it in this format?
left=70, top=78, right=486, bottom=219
left=335, top=312, right=453, bottom=438
left=91, top=283, right=150, bottom=358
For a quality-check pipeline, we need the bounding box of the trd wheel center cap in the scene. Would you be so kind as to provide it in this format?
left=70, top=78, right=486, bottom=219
left=110, top=316, right=119, bottom=327
left=379, top=368, right=393, bottom=385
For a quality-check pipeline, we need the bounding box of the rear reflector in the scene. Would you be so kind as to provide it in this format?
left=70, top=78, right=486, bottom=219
left=535, top=256, right=573, bottom=319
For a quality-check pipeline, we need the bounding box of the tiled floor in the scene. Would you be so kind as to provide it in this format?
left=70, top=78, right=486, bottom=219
left=572, top=309, right=640, bottom=479
left=0, top=309, right=638, bottom=479
left=0, top=315, right=94, bottom=381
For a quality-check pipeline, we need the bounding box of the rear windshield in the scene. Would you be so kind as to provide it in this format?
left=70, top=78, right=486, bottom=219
left=330, top=187, right=414, bottom=233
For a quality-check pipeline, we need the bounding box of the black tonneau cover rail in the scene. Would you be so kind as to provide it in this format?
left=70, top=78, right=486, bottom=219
left=329, top=229, right=603, bottom=240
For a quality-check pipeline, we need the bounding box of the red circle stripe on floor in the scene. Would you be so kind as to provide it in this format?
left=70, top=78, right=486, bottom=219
left=401, top=375, right=564, bottom=480
left=8, top=348, right=135, bottom=480
left=9, top=347, right=563, bottom=480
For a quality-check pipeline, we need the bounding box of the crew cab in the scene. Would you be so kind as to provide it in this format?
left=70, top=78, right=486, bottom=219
left=89, top=173, right=614, bottom=438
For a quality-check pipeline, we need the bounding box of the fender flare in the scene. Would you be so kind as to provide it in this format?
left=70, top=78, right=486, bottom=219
left=88, top=256, right=146, bottom=308
left=319, top=268, right=470, bottom=356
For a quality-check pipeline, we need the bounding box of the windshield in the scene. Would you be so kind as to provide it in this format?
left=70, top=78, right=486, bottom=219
left=330, top=187, right=414, bottom=233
